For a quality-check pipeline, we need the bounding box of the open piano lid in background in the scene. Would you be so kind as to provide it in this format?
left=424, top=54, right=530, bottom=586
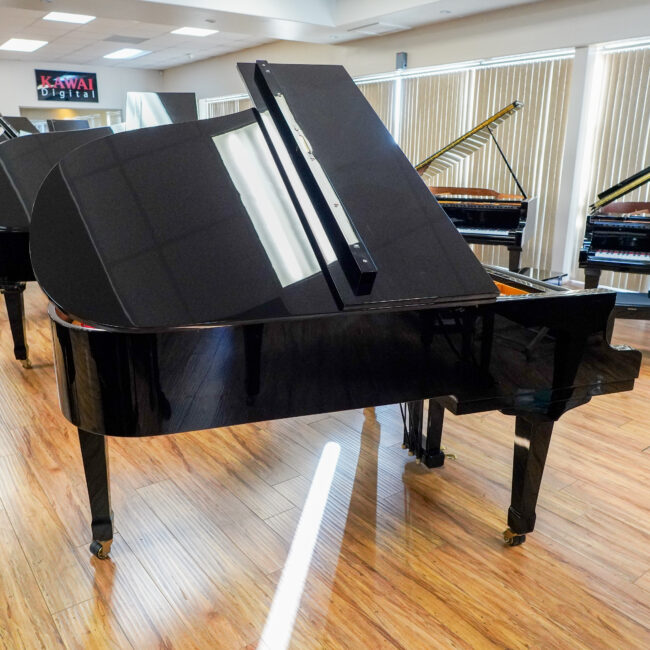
left=30, top=62, right=498, bottom=330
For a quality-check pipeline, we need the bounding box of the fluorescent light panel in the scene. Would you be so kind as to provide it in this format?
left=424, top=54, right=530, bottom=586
left=43, top=11, right=96, bottom=24
left=104, top=48, right=150, bottom=60
left=171, top=26, right=218, bottom=37
left=0, top=38, right=47, bottom=52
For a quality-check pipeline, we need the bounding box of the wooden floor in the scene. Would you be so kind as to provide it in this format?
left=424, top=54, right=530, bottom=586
left=0, top=284, right=649, bottom=649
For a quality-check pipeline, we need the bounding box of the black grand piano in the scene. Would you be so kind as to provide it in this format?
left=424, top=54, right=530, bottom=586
left=415, top=102, right=537, bottom=272
left=0, top=127, right=112, bottom=366
left=579, top=165, right=650, bottom=319
left=29, top=62, right=640, bottom=560
left=580, top=165, right=650, bottom=286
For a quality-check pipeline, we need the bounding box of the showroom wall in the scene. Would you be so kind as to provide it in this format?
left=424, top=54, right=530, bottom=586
left=162, top=0, right=650, bottom=98
left=0, top=61, right=163, bottom=116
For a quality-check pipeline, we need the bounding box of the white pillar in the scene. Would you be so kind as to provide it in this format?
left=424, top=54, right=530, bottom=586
left=550, top=46, right=599, bottom=276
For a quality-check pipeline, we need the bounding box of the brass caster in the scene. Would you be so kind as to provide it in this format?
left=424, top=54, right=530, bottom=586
left=503, top=528, right=526, bottom=547
left=21, top=358, right=32, bottom=369
left=401, top=444, right=407, bottom=449
left=407, top=450, right=414, bottom=456
left=445, top=453, right=457, bottom=461
left=89, top=539, right=113, bottom=559
left=416, top=457, right=421, bottom=464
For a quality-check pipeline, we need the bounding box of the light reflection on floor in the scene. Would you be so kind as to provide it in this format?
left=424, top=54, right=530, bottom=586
left=259, top=441, right=341, bottom=649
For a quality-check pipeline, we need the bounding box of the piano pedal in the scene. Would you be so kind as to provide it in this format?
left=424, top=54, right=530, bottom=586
left=503, top=528, right=526, bottom=547
left=89, top=539, right=113, bottom=559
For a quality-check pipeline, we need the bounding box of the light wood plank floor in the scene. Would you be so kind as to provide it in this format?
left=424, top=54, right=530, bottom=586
left=0, top=284, right=648, bottom=649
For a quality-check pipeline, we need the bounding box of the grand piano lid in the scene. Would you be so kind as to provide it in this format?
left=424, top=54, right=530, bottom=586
left=0, top=127, right=112, bottom=231
left=590, top=164, right=650, bottom=214
left=31, top=62, right=497, bottom=330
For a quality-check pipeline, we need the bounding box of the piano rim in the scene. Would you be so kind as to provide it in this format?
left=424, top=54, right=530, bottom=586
left=46, top=266, right=615, bottom=335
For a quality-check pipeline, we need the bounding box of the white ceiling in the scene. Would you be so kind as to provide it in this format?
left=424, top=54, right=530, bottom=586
left=0, top=0, right=546, bottom=69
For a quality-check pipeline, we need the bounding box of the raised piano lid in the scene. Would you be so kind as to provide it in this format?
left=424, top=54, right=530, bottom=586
left=31, top=62, right=497, bottom=330
left=414, top=101, right=523, bottom=177
left=0, top=127, right=113, bottom=231
left=590, top=164, right=650, bottom=214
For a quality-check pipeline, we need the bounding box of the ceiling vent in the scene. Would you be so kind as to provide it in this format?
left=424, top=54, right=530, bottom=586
left=104, top=35, right=148, bottom=44
left=346, top=22, right=406, bottom=36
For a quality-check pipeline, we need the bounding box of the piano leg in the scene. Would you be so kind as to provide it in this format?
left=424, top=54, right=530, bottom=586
left=78, top=429, right=113, bottom=559
left=507, top=246, right=522, bottom=272
left=406, top=400, right=424, bottom=459
left=584, top=267, right=601, bottom=289
left=423, top=399, right=447, bottom=468
left=1, top=282, right=30, bottom=368
left=504, top=415, right=554, bottom=546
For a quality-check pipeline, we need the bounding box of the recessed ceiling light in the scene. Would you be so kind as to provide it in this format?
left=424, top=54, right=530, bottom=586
left=171, top=27, right=218, bottom=37
left=43, top=11, right=96, bottom=24
left=104, top=48, right=151, bottom=60
left=0, top=38, right=48, bottom=52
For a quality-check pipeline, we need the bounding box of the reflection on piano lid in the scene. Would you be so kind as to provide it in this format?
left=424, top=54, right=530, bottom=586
left=30, top=63, right=498, bottom=330
left=125, top=91, right=198, bottom=130
left=413, top=101, right=535, bottom=271
left=580, top=165, right=650, bottom=286
left=28, top=61, right=642, bottom=557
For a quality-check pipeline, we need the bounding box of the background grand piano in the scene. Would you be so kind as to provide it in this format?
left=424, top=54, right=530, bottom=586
left=30, top=61, right=640, bottom=560
left=0, top=127, right=112, bottom=366
left=580, top=165, right=650, bottom=319
left=415, top=101, right=537, bottom=272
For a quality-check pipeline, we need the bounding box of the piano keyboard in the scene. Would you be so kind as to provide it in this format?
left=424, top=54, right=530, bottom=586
left=592, top=249, right=650, bottom=262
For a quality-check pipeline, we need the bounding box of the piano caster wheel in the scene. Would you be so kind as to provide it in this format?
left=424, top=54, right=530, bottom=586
left=21, top=358, right=32, bottom=369
left=503, top=528, right=526, bottom=547
left=89, top=539, right=112, bottom=559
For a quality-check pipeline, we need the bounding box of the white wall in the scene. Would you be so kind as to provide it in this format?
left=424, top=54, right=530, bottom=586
left=0, top=60, right=163, bottom=116
left=162, top=0, right=650, bottom=98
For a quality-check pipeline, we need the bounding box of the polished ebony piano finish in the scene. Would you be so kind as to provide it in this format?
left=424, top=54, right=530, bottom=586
left=30, top=61, right=640, bottom=560
left=0, top=127, right=112, bottom=365
left=416, top=102, right=537, bottom=271
left=47, top=118, right=90, bottom=132
left=0, top=116, right=39, bottom=136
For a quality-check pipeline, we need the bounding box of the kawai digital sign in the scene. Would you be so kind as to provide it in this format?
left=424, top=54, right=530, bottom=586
left=35, top=69, right=98, bottom=102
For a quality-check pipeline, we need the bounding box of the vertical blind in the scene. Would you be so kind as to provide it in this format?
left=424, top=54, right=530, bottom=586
left=202, top=95, right=252, bottom=118
left=572, top=47, right=650, bottom=290
left=357, top=80, right=396, bottom=136
left=395, top=58, right=573, bottom=270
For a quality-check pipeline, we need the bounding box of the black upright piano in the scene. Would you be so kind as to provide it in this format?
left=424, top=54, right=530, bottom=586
left=0, top=127, right=112, bottom=366
left=415, top=102, right=537, bottom=272
left=29, top=62, right=640, bottom=560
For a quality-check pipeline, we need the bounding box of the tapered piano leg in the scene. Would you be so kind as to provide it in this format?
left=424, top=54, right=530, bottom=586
left=504, top=415, right=554, bottom=546
left=584, top=267, right=601, bottom=289
left=507, top=246, right=522, bottom=272
left=2, top=283, right=30, bottom=368
left=423, top=399, right=446, bottom=468
left=78, top=429, right=113, bottom=559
